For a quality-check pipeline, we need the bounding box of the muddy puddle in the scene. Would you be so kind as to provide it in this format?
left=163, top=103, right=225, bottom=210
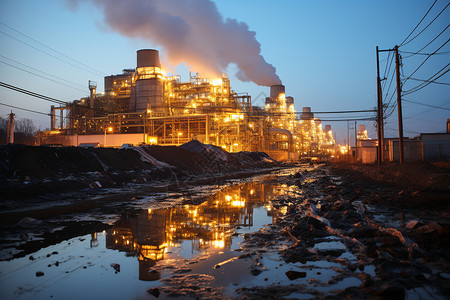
left=1, top=167, right=447, bottom=299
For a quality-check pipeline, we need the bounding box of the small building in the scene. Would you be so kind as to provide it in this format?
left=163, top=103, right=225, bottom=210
left=417, top=133, right=450, bottom=161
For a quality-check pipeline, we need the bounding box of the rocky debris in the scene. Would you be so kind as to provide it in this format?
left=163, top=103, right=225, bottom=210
left=111, top=263, right=120, bottom=273
left=236, top=163, right=450, bottom=298
left=285, top=270, right=307, bottom=280
left=35, top=271, right=44, bottom=277
left=159, top=274, right=222, bottom=298
left=146, top=288, right=160, bottom=298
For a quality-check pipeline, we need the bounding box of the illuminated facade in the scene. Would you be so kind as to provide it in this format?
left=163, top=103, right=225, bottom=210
left=40, top=49, right=335, bottom=159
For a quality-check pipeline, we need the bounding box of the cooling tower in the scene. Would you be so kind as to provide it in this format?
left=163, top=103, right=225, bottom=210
left=285, top=96, right=294, bottom=106
left=131, top=49, right=164, bottom=112
left=301, top=107, right=314, bottom=120
left=270, top=85, right=285, bottom=99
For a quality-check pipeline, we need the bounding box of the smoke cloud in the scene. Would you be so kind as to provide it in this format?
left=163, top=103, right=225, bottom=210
left=67, top=0, right=281, bottom=86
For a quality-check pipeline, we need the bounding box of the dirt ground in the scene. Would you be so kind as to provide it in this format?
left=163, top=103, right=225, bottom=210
left=1, top=144, right=449, bottom=298
left=236, top=162, right=450, bottom=299
left=328, top=161, right=450, bottom=211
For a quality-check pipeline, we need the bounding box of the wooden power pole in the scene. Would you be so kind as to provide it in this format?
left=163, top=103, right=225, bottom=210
left=376, top=46, right=385, bottom=165
left=394, top=45, right=404, bottom=164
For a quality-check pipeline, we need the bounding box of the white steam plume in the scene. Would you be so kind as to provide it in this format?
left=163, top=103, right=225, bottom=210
left=67, top=0, right=282, bottom=86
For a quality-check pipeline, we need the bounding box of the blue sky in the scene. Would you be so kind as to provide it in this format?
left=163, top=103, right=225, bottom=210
left=0, top=0, right=448, bottom=144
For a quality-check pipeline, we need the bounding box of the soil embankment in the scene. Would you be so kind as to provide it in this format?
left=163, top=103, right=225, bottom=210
left=0, top=141, right=281, bottom=223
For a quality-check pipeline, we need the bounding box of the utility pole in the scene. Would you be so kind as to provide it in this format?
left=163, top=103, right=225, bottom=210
left=394, top=45, right=404, bottom=164
left=376, top=46, right=385, bottom=165
left=354, top=121, right=358, bottom=162
left=347, top=121, right=350, bottom=162
left=7, top=111, right=15, bottom=144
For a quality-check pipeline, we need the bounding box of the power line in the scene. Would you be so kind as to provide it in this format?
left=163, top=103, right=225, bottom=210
left=0, top=102, right=50, bottom=116
left=0, top=81, right=111, bottom=114
left=401, top=24, right=450, bottom=59
left=0, top=81, right=68, bottom=105
left=309, top=118, right=377, bottom=122
left=299, top=109, right=376, bottom=114
left=0, top=21, right=106, bottom=76
left=403, top=98, right=450, bottom=110
left=399, top=0, right=438, bottom=47
left=407, top=77, right=450, bottom=86
left=405, top=100, right=450, bottom=118
left=403, top=62, right=450, bottom=95
left=401, top=1, right=450, bottom=47
left=0, top=29, right=105, bottom=78
left=0, top=59, right=87, bottom=93
left=402, top=38, right=450, bottom=85
left=401, top=50, right=450, bottom=56
left=0, top=54, right=86, bottom=89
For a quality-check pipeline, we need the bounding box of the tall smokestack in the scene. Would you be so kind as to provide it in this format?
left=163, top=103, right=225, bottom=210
left=130, top=49, right=164, bottom=112
left=7, top=111, right=14, bottom=144
left=67, top=0, right=282, bottom=86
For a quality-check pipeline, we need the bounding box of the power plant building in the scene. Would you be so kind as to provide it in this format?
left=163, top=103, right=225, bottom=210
left=40, top=49, right=335, bottom=160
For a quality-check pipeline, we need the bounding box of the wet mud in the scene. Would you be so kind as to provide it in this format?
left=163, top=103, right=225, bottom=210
left=1, top=163, right=449, bottom=299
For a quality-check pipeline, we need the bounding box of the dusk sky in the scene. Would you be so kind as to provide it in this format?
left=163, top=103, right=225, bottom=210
left=1, top=0, right=448, bottom=144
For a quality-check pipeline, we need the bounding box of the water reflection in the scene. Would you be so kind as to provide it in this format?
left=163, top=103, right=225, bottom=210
left=106, top=181, right=291, bottom=281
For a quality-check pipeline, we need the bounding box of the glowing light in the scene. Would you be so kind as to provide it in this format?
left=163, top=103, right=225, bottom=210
left=231, top=200, right=245, bottom=207
left=211, top=78, right=222, bottom=86
left=213, top=240, right=225, bottom=248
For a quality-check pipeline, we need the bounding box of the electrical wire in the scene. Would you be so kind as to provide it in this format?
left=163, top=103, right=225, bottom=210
left=0, top=29, right=104, bottom=78
left=0, top=102, right=50, bottom=116
left=403, top=99, right=450, bottom=110
left=401, top=50, right=450, bottom=56
left=399, top=0, right=438, bottom=47
left=0, top=21, right=106, bottom=76
left=0, top=59, right=87, bottom=93
left=400, top=24, right=450, bottom=59
left=405, top=100, right=450, bottom=118
left=0, top=81, right=112, bottom=115
left=403, top=62, right=450, bottom=95
left=407, top=77, right=450, bottom=86
left=0, top=81, right=67, bottom=105
left=401, top=1, right=450, bottom=47
left=0, top=54, right=86, bottom=88
left=402, top=38, right=450, bottom=85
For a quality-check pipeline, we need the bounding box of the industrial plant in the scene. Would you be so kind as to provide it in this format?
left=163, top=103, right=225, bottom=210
left=39, top=49, right=335, bottom=161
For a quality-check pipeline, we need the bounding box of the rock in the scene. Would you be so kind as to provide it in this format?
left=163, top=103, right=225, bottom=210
left=36, top=271, right=44, bottom=277
left=29, top=255, right=35, bottom=261
left=16, top=217, right=38, bottom=225
left=416, top=221, right=445, bottom=234
left=405, top=220, right=421, bottom=229
left=111, top=263, right=120, bottom=273
left=285, top=270, right=307, bottom=280
left=238, top=253, right=252, bottom=259
left=147, top=288, right=160, bottom=298
left=250, top=269, right=262, bottom=276
left=377, top=284, right=405, bottom=299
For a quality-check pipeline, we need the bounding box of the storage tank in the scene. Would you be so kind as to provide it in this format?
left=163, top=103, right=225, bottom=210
left=300, top=107, right=314, bottom=120
left=285, top=96, right=294, bottom=106
left=130, top=49, right=164, bottom=112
